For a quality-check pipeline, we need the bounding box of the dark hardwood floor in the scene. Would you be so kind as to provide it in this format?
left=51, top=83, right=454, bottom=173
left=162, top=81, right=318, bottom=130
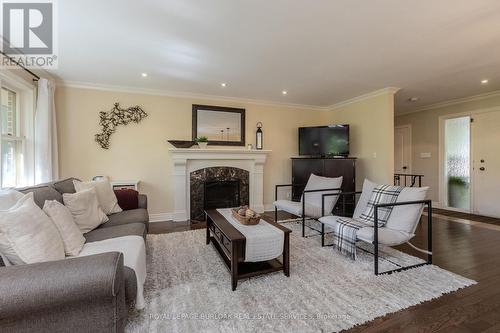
left=149, top=210, right=500, bottom=333
left=432, top=208, right=500, bottom=227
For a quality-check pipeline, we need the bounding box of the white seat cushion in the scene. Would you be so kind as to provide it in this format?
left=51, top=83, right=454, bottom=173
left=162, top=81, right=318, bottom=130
left=319, top=215, right=413, bottom=246
left=357, top=227, right=413, bottom=246
left=301, top=174, right=343, bottom=215
left=273, top=200, right=325, bottom=219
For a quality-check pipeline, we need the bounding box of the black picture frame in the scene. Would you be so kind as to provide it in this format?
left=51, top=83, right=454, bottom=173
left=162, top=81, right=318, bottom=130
left=192, top=104, right=246, bottom=146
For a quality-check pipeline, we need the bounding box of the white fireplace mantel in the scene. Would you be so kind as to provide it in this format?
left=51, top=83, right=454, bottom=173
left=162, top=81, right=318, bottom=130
left=169, top=148, right=271, bottom=221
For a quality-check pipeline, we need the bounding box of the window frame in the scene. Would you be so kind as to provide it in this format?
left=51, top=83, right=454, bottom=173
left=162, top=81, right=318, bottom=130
left=0, top=71, right=35, bottom=188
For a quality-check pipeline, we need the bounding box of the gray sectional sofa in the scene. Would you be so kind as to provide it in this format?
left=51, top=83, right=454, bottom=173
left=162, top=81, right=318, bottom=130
left=0, top=178, right=149, bottom=333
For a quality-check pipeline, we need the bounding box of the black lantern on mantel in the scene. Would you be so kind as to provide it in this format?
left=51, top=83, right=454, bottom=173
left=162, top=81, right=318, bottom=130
left=256, top=122, right=263, bottom=150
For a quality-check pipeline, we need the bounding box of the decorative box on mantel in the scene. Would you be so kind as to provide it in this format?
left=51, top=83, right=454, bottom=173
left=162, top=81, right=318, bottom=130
left=168, top=148, right=271, bottom=222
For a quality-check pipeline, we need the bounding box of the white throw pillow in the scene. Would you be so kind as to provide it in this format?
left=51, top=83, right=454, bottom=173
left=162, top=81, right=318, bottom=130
left=0, top=189, right=25, bottom=264
left=73, top=178, right=122, bottom=215
left=63, top=188, right=109, bottom=233
left=0, top=189, right=25, bottom=209
left=0, top=193, right=65, bottom=265
left=301, top=174, right=343, bottom=215
left=43, top=200, right=85, bottom=256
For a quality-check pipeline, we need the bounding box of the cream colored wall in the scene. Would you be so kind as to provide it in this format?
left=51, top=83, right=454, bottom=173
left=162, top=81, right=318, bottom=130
left=395, top=93, right=500, bottom=202
left=327, top=92, right=396, bottom=189
left=55, top=86, right=331, bottom=215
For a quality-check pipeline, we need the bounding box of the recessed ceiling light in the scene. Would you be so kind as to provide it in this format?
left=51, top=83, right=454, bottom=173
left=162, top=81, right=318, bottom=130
left=481, top=79, right=489, bottom=84
left=408, top=97, right=419, bottom=102
left=221, top=82, right=227, bottom=87
left=141, top=73, right=148, bottom=77
left=282, top=90, right=288, bottom=95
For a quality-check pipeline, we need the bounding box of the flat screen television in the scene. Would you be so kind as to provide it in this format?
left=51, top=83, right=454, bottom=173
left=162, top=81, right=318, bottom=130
left=299, top=125, right=349, bottom=157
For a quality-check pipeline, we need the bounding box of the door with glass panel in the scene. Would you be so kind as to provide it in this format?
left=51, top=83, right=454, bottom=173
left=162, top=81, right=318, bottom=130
left=443, top=116, right=471, bottom=211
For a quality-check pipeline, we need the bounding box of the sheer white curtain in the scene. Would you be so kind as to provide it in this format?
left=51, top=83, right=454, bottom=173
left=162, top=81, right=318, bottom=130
left=34, top=78, right=59, bottom=183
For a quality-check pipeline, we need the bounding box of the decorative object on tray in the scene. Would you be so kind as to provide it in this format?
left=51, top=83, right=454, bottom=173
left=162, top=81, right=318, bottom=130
left=195, top=136, right=208, bottom=149
left=192, top=104, right=245, bottom=146
left=231, top=206, right=261, bottom=225
left=95, top=102, right=148, bottom=149
left=167, top=140, right=195, bottom=148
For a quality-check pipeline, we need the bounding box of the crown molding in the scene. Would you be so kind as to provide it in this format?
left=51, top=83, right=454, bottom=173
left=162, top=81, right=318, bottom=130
left=397, top=89, right=500, bottom=116
left=327, top=87, right=400, bottom=111
left=57, top=80, right=330, bottom=111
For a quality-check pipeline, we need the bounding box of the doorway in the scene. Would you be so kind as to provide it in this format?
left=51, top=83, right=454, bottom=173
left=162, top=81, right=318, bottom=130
left=394, top=125, right=412, bottom=174
left=440, top=109, right=500, bottom=217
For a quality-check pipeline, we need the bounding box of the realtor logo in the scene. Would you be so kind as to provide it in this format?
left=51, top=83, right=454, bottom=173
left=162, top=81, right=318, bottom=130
left=1, top=0, right=57, bottom=68
left=2, top=2, right=53, bottom=54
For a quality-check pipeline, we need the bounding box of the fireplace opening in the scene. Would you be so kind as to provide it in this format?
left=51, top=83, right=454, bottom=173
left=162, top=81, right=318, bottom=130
left=204, top=180, right=240, bottom=210
left=190, top=166, right=249, bottom=222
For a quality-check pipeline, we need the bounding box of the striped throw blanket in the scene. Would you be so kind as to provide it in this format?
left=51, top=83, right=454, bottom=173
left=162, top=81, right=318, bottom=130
left=333, top=185, right=404, bottom=260
left=332, top=218, right=365, bottom=260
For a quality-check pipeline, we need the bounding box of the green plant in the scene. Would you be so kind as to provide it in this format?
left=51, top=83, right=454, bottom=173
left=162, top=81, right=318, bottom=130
left=448, top=176, right=468, bottom=187
left=195, top=136, right=208, bottom=143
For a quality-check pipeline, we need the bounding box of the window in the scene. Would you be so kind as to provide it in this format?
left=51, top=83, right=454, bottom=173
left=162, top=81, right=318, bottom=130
left=1, top=87, right=23, bottom=188
left=0, top=74, right=35, bottom=189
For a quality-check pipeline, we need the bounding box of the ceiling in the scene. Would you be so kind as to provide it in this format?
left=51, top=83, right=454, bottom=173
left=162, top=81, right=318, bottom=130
left=52, top=0, right=500, bottom=113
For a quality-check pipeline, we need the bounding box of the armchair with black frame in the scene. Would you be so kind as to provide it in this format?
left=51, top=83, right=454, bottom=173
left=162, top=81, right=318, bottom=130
left=318, top=179, right=432, bottom=275
left=273, top=174, right=343, bottom=238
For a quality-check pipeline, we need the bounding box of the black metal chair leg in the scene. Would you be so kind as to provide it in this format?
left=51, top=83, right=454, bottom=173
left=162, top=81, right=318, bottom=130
left=427, top=201, right=433, bottom=264
left=374, top=208, right=379, bottom=275
left=321, top=224, right=325, bottom=247
left=302, top=215, right=305, bottom=237
left=274, top=207, right=278, bottom=222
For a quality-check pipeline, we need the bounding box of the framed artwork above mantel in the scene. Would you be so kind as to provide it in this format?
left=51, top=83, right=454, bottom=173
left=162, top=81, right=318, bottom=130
left=192, top=104, right=245, bottom=146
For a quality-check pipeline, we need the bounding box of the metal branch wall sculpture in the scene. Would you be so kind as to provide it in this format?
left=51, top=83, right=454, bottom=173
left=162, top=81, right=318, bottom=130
left=95, top=103, right=148, bottom=149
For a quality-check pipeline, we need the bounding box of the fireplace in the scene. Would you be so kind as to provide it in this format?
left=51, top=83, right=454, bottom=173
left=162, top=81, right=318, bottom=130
left=190, top=167, right=249, bottom=222
left=204, top=180, right=240, bottom=210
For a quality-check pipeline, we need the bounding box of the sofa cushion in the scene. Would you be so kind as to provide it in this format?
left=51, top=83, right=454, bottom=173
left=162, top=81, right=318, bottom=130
left=85, top=223, right=146, bottom=243
left=105, top=209, right=149, bottom=228
left=17, top=185, right=63, bottom=208
left=52, top=177, right=80, bottom=194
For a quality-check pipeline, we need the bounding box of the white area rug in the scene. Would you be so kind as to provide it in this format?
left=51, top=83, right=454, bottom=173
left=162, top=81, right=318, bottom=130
left=126, top=222, right=476, bottom=333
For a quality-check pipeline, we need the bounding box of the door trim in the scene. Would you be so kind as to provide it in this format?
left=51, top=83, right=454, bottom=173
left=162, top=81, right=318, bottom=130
left=438, top=106, right=500, bottom=213
left=394, top=124, right=412, bottom=174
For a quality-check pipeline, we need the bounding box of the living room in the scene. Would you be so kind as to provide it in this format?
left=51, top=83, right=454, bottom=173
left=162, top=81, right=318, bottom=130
left=1, top=1, right=500, bottom=332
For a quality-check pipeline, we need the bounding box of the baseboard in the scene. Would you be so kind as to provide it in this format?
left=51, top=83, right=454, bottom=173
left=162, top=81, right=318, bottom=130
left=149, top=213, right=173, bottom=223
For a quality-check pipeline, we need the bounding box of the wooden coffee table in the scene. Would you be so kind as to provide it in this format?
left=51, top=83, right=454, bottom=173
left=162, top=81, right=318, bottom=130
left=205, top=209, right=291, bottom=290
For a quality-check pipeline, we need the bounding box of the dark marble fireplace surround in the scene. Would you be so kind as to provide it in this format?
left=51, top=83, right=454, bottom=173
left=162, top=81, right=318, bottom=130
left=190, top=167, right=249, bottom=222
